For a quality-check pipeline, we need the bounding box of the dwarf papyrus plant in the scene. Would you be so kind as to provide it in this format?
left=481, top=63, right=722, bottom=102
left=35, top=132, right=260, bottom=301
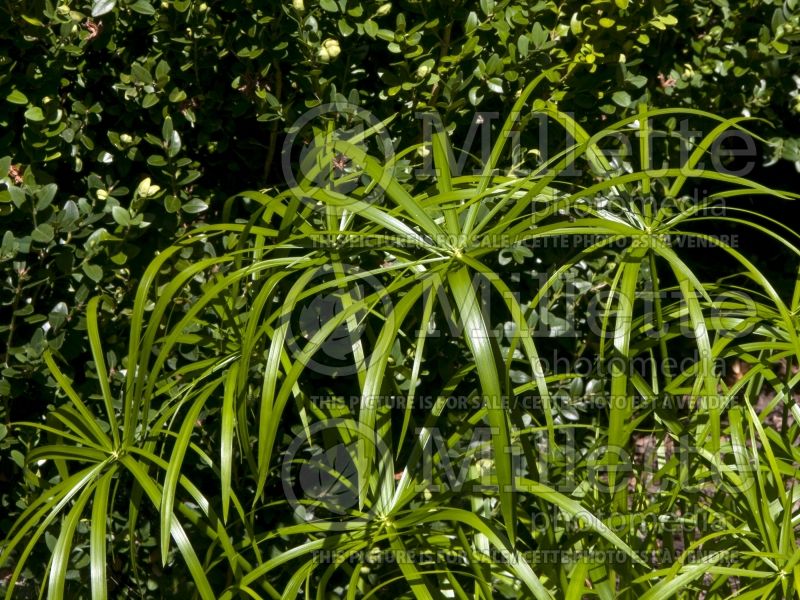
left=2, top=66, right=800, bottom=599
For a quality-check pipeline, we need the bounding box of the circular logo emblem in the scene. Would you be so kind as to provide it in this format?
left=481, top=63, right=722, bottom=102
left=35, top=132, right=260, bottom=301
left=280, top=102, right=396, bottom=210
left=282, top=263, right=393, bottom=377
left=281, top=418, right=390, bottom=530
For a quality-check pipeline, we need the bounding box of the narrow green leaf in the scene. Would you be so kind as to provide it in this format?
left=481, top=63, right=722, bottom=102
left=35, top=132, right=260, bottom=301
left=220, top=364, right=238, bottom=522
left=122, top=456, right=217, bottom=600
left=447, top=266, right=516, bottom=546
left=47, top=483, right=96, bottom=600
left=90, top=471, right=114, bottom=600
left=160, top=381, right=221, bottom=560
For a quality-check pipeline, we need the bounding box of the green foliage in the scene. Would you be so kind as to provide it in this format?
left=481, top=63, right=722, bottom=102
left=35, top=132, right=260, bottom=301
left=2, top=0, right=800, bottom=597
left=2, top=0, right=799, bottom=411
left=4, top=78, right=800, bottom=596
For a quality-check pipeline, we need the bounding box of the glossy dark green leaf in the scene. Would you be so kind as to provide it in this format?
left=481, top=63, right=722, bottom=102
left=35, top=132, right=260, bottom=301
left=142, top=93, right=159, bottom=108
left=24, top=106, right=44, bottom=121
left=36, top=184, right=57, bottom=209
left=164, top=195, right=181, bottom=213
left=612, top=90, right=632, bottom=107
left=486, top=77, right=503, bottom=93
left=129, top=0, right=156, bottom=14
left=6, top=90, right=28, bottom=105
left=364, top=19, right=378, bottom=37
left=82, top=263, right=103, bottom=282
left=111, top=206, right=132, bottom=226
left=181, top=199, right=208, bottom=213
left=91, top=0, right=116, bottom=16
left=31, top=223, right=54, bottom=243
left=167, top=130, right=181, bottom=157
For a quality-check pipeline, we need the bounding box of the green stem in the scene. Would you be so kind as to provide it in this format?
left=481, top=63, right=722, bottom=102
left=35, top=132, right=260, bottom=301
left=649, top=251, right=672, bottom=386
